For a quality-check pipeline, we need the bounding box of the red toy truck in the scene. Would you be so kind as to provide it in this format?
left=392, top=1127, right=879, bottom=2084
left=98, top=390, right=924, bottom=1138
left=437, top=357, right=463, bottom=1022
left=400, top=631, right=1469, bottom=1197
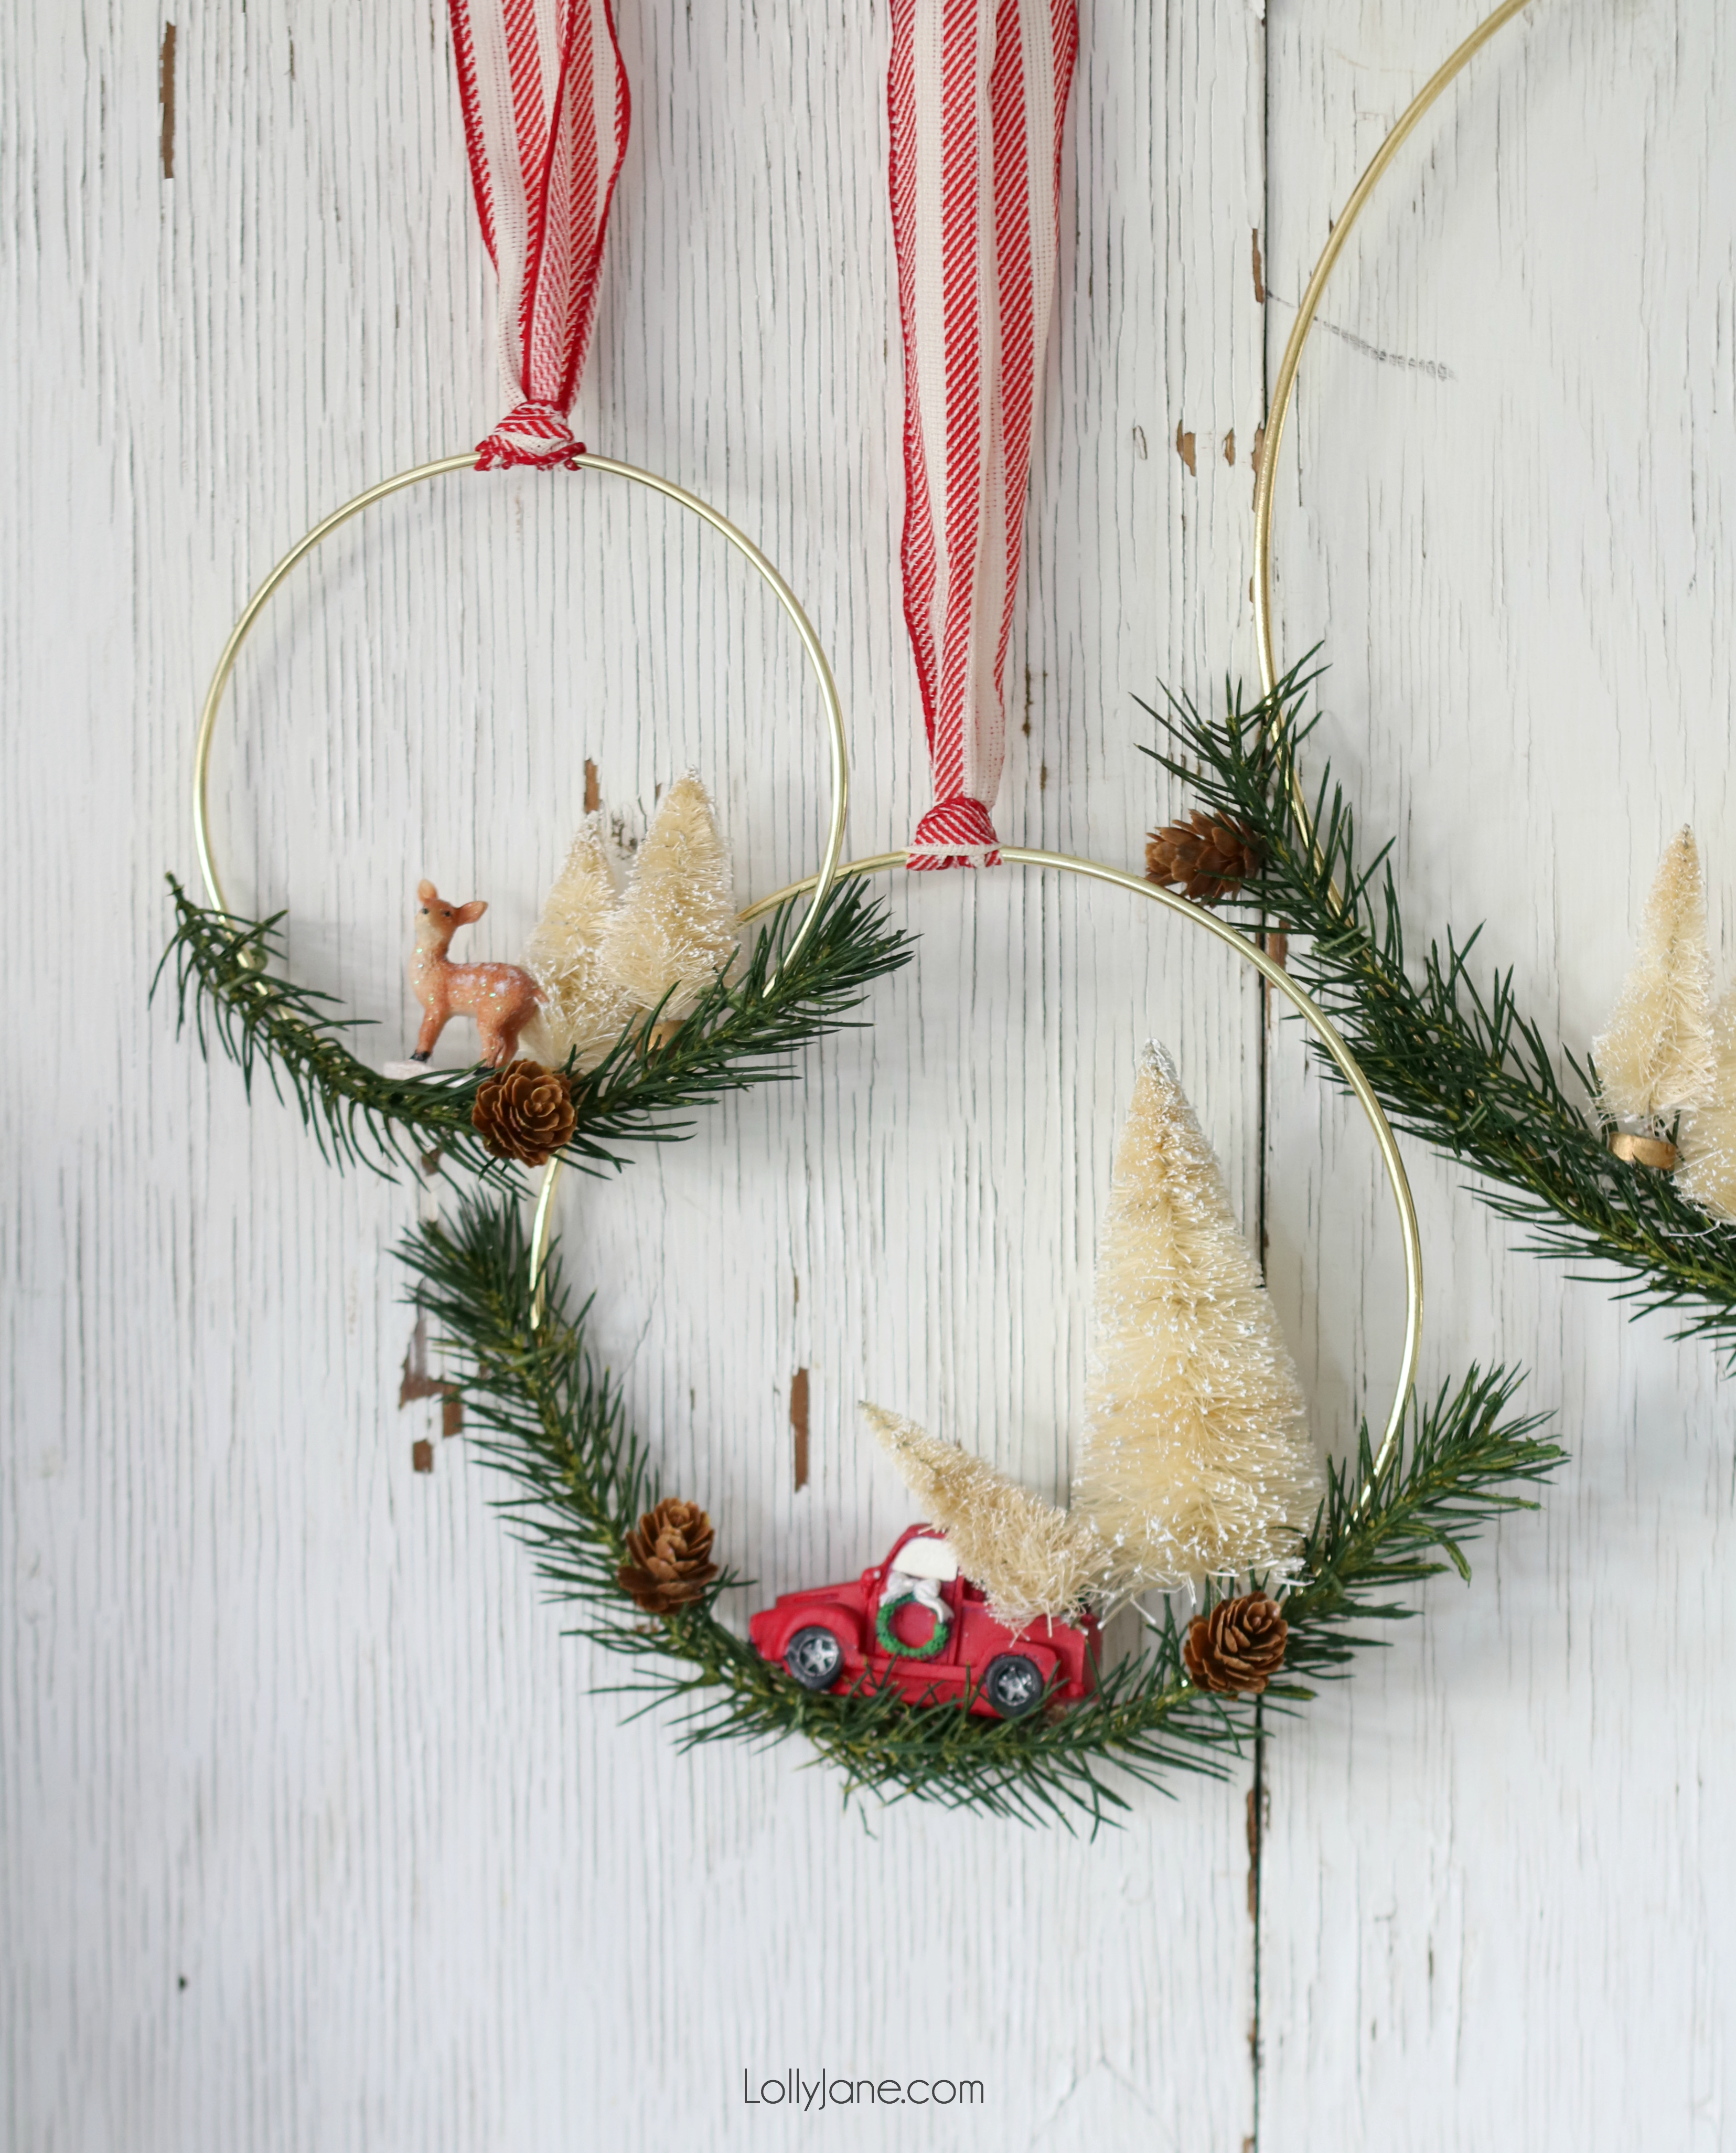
left=748, top=1524, right=1102, bottom=1719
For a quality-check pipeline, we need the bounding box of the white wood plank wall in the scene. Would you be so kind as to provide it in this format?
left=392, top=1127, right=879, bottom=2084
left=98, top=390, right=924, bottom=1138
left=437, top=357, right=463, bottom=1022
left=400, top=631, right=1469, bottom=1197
left=2, top=2, right=1728, bottom=2147
left=1260, top=2, right=1736, bottom=2146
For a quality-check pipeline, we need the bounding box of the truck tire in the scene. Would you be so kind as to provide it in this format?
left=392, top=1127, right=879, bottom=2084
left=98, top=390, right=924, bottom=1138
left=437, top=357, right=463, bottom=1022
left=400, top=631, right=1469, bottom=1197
left=785, top=1626, right=845, bottom=1692
left=982, top=1653, right=1045, bottom=1718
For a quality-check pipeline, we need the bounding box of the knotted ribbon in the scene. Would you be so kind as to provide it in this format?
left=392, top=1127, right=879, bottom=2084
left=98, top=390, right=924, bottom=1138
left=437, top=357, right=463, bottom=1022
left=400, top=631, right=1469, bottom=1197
left=447, top=0, right=631, bottom=470
left=890, top=0, right=1078, bottom=868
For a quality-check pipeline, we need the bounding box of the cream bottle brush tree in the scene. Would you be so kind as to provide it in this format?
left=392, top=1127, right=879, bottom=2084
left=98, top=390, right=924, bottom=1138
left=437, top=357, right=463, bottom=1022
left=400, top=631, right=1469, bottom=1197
left=860, top=1405, right=1112, bottom=1628
left=520, top=813, right=634, bottom=1072
left=1592, top=826, right=1713, bottom=1143
left=1585, top=824, right=1736, bottom=1220
left=597, top=770, right=739, bottom=1048
left=1069, top=1041, right=1321, bottom=1595
left=519, top=772, right=741, bottom=1065
left=864, top=1041, right=1323, bottom=1618
left=1676, top=986, right=1736, bottom=1222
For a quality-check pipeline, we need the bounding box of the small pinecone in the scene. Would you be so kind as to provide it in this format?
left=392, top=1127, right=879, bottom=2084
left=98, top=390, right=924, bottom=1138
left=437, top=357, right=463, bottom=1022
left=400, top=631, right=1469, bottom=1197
left=471, top=1058, right=576, bottom=1165
left=1182, top=1593, right=1289, bottom=1696
left=616, top=1498, right=719, bottom=1615
left=1145, top=811, right=1263, bottom=903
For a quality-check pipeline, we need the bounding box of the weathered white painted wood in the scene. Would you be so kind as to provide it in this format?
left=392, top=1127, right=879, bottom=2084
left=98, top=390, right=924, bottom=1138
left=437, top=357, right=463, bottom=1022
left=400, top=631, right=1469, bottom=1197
left=1, top=4, right=1274, bottom=2148
left=1259, top=2, right=1736, bottom=2145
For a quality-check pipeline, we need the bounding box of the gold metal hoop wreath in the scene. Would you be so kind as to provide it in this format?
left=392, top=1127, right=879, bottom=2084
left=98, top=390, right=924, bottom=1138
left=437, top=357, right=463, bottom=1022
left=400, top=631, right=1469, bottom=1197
left=179, top=395, right=1440, bottom=1818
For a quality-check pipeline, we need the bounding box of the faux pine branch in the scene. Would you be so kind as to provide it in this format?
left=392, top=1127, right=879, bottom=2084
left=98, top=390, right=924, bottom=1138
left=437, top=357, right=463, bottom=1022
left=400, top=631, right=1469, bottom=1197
left=157, top=883, right=502, bottom=1178
left=563, top=881, right=912, bottom=1158
left=157, top=875, right=912, bottom=1181
left=1280, top=1368, right=1558, bottom=1685
left=1144, top=674, right=1736, bottom=1362
left=402, top=1191, right=1560, bottom=1830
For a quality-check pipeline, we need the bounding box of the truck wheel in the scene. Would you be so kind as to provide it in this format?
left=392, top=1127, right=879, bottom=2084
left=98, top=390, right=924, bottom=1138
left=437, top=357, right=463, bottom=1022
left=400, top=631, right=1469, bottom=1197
left=785, top=1626, right=845, bottom=1692
left=982, top=1653, right=1045, bottom=1718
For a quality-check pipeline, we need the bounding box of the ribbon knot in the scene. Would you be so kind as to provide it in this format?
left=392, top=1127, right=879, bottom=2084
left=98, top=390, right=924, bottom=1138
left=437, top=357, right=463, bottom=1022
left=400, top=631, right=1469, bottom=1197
left=907, top=795, right=1002, bottom=871
left=475, top=400, right=587, bottom=473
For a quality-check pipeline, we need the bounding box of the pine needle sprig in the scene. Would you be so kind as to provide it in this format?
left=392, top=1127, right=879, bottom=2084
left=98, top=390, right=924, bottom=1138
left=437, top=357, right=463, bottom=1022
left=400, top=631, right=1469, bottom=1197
left=563, top=880, right=913, bottom=1166
left=401, top=1190, right=1561, bottom=1830
left=1141, top=674, right=1736, bottom=1362
left=158, top=874, right=912, bottom=1183
left=1276, top=1368, right=1560, bottom=1689
left=155, top=878, right=499, bottom=1178
left=402, top=1200, right=655, bottom=1607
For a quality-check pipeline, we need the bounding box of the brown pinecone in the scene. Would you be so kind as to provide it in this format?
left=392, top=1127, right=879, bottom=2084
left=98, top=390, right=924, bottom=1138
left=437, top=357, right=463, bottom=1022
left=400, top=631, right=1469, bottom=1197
left=1182, top=1593, right=1289, bottom=1696
left=1145, top=811, right=1263, bottom=903
left=470, top=1059, right=576, bottom=1165
left=616, top=1497, right=720, bottom=1614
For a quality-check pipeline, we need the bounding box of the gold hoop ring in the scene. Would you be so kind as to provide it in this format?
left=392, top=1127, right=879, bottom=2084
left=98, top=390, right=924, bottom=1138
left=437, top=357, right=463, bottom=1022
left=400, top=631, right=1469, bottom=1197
left=192, top=451, right=851, bottom=968
left=1253, top=0, right=1533, bottom=847
left=532, top=848, right=1426, bottom=1485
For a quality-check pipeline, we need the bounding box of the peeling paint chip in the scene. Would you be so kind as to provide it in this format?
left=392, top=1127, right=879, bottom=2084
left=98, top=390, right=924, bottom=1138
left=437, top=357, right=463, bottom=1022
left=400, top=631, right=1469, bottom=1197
left=403, top=1314, right=462, bottom=1433
left=791, top=1368, right=810, bottom=1492
left=159, top=24, right=177, bottom=180
left=412, top=1439, right=434, bottom=1475
left=400, top=1316, right=444, bottom=1407
left=584, top=758, right=601, bottom=814
left=1175, top=422, right=1196, bottom=476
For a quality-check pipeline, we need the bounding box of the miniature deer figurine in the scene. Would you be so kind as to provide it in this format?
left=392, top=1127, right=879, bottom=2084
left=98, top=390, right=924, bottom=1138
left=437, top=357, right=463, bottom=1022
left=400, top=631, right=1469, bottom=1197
left=408, top=880, right=543, bottom=1068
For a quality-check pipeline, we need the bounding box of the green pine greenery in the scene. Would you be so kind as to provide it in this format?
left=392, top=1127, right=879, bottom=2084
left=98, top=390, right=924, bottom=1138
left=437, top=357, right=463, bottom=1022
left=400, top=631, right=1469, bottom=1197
left=157, top=873, right=912, bottom=1181
left=401, top=1191, right=1562, bottom=1830
left=1144, top=669, right=1736, bottom=1365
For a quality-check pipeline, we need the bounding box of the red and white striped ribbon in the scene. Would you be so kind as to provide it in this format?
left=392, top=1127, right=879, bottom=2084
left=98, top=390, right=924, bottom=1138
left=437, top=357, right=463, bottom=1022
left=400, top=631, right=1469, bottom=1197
left=447, top=0, right=631, bottom=471
left=890, top=0, right=1077, bottom=870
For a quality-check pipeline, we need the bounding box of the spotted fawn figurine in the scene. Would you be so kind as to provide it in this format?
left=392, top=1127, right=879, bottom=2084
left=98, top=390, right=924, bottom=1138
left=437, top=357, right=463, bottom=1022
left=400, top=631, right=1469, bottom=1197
left=406, top=880, right=542, bottom=1068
